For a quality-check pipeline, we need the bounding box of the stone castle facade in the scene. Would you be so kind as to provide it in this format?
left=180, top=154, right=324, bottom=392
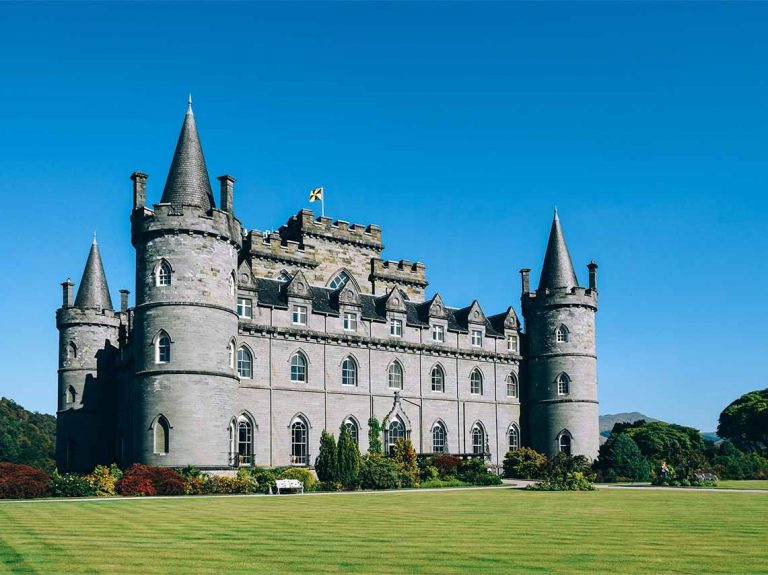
left=55, top=102, right=600, bottom=472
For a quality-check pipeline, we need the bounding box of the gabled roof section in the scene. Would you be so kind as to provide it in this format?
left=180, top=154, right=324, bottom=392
left=160, top=97, right=215, bottom=211
left=488, top=307, right=519, bottom=333
left=538, top=209, right=579, bottom=290
left=453, top=300, right=486, bottom=326
left=74, top=236, right=113, bottom=311
left=384, top=287, right=408, bottom=313
left=286, top=270, right=312, bottom=299
left=426, top=293, right=448, bottom=319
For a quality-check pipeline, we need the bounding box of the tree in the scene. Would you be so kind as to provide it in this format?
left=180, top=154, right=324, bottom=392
left=314, top=429, right=338, bottom=482
left=392, top=438, right=419, bottom=487
left=718, top=388, right=768, bottom=454
left=596, top=433, right=650, bottom=482
left=0, top=398, right=56, bottom=472
left=367, top=417, right=383, bottom=455
left=337, top=425, right=361, bottom=487
left=620, top=420, right=706, bottom=476
left=502, top=447, right=547, bottom=479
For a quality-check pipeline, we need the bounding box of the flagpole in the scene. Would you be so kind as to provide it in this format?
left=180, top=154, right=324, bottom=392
left=321, top=193, right=325, bottom=218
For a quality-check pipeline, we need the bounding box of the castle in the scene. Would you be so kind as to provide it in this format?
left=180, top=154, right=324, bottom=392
left=55, top=101, right=600, bottom=472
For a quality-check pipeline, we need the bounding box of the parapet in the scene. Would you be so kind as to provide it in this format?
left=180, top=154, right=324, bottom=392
left=522, top=285, right=598, bottom=312
left=371, top=259, right=428, bottom=288
left=131, top=203, right=242, bottom=249
left=278, top=209, right=383, bottom=250
left=246, top=229, right=318, bottom=268
left=56, top=306, right=122, bottom=330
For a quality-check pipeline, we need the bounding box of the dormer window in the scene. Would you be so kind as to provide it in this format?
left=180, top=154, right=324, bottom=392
left=471, top=330, right=482, bottom=347
left=343, top=312, right=357, bottom=332
left=292, top=305, right=307, bottom=326
left=156, top=261, right=171, bottom=286
left=431, top=325, right=445, bottom=343
left=507, top=334, right=519, bottom=353
left=237, top=298, right=252, bottom=319
left=277, top=270, right=292, bottom=283
left=390, top=318, right=403, bottom=337
left=329, top=270, right=351, bottom=290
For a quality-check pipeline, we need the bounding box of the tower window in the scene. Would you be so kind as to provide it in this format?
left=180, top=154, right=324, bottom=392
left=388, top=361, right=403, bottom=390
left=341, top=356, right=358, bottom=386
left=470, top=368, right=483, bottom=395
left=557, top=373, right=570, bottom=395
left=390, top=318, right=403, bottom=337
left=432, top=422, right=446, bottom=453
left=154, top=416, right=170, bottom=455
left=506, top=373, right=519, bottom=398
left=229, top=273, right=236, bottom=296
left=471, top=330, right=482, bottom=347
left=556, top=324, right=569, bottom=343
left=290, top=352, right=307, bottom=383
left=156, top=261, right=171, bottom=286
left=156, top=334, right=171, bottom=364
left=67, top=342, right=77, bottom=360
left=431, top=365, right=445, bottom=393
left=237, top=298, right=252, bottom=319
left=237, top=346, right=253, bottom=378
left=227, top=340, right=235, bottom=369
left=558, top=432, right=572, bottom=456
left=292, top=305, right=307, bottom=326
left=65, top=386, right=76, bottom=406
left=432, top=325, right=445, bottom=343
left=343, top=312, right=357, bottom=331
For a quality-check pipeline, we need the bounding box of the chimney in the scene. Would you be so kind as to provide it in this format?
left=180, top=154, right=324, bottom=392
left=120, top=289, right=130, bottom=312
left=131, top=172, right=148, bottom=210
left=61, top=278, right=74, bottom=308
left=587, top=260, right=598, bottom=291
left=520, top=268, right=531, bottom=294
left=218, top=175, right=235, bottom=214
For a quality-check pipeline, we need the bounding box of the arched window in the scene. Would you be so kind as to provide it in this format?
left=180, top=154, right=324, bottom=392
left=156, top=333, right=171, bottom=364
left=67, top=342, right=77, bottom=360
left=232, top=415, right=254, bottom=466
left=237, top=346, right=253, bottom=378
left=290, top=352, right=307, bottom=383
left=227, top=340, right=235, bottom=369
left=432, top=421, right=446, bottom=453
left=229, top=272, right=236, bottom=296
left=156, top=261, right=171, bottom=286
left=276, top=270, right=292, bottom=283
left=556, top=324, right=569, bottom=343
left=557, top=373, right=570, bottom=395
left=470, top=368, right=483, bottom=395
left=386, top=417, right=406, bottom=454
left=344, top=417, right=359, bottom=445
left=154, top=415, right=170, bottom=455
left=328, top=270, right=351, bottom=290
left=506, top=372, right=519, bottom=398
left=508, top=425, right=520, bottom=451
left=431, top=365, right=445, bottom=393
left=471, top=423, right=486, bottom=455
left=558, top=431, right=572, bottom=456
left=341, top=356, right=358, bottom=386
left=291, top=417, right=309, bottom=465
left=388, top=361, right=403, bottom=390
left=65, top=385, right=76, bottom=405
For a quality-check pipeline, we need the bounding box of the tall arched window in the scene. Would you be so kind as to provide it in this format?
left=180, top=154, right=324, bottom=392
left=471, top=423, right=486, bottom=455
left=344, top=417, right=359, bottom=445
left=557, top=373, right=570, bottom=395
left=431, top=365, right=445, bottom=393
left=237, top=346, right=253, bottom=378
left=432, top=421, right=446, bottom=453
left=388, top=361, right=403, bottom=390
left=67, top=342, right=77, bottom=360
left=470, top=369, right=483, bottom=395
left=156, top=333, right=171, bottom=364
left=341, top=356, right=358, bottom=386
left=506, top=372, right=519, bottom=398
left=65, top=385, right=76, bottom=406
left=556, top=324, right=569, bottom=343
left=227, top=340, right=235, bottom=369
left=154, top=415, right=170, bottom=455
left=235, top=415, right=254, bottom=465
left=156, top=261, right=171, bottom=286
left=328, top=270, right=351, bottom=290
left=229, top=272, right=236, bottom=296
left=558, top=431, right=572, bottom=455
left=290, top=352, right=307, bottom=383
left=291, top=417, right=309, bottom=465
left=508, top=425, right=520, bottom=451
left=386, top=417, right=406, bottom=454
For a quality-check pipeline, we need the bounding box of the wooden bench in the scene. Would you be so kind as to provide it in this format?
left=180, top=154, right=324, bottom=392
left=275, top=479, right=304, bottom=494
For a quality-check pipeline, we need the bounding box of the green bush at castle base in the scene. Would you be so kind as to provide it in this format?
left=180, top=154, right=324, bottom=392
left=526, top=453, right=596, bottom=491
left=51, top=471, right=95, bottom=498
left=503, top=447, right=548, bottom=480
left=278, top=467, right=317, bottom=491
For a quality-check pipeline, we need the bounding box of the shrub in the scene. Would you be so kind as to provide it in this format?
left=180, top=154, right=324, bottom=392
left=337, top=425, right=361, bottom=488
left=421, top=465, right=439, bottom=482
left=278, top=467, right=316, bottom=491
left=595, top=434, right=650, bottom=482
left=502, top=447, right=547, bottom=479
left=432, top=454, right=462, bottom=478
left=457, top=457, right=491, bottom=484
left=419, top=478, right=472, bottom=488
left=208, top=471, right=256, bottom=494
left=0, top=463, right=50, bottom=499
left=50, top=471, right=94, bottom=497
left=392, top=438, right=419, bottom=487
left=530, top=453, right=596, bottom=491
left=117, top=475, right=156, bottom=496
left=367, top=418, right=383, bottom=455
left=527, top=472, right=595, bottom=491
left=359, top=454, right=400, bottom=490
left=315, top=429, right=338, bottom=482
left=117, top=464, right=185, bottom=496
left=249, top=467, right=280, bottom=494
left=183, top=475, right=210, bottom=495
left=87, top=464, right=121, bottom=496
left=474, top=473, right=503, bottom=486
left=317, top=480, right=343, bottom=492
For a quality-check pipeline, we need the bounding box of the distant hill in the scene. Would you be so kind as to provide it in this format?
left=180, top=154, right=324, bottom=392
left=599, top=412, right=660, bottom=436
left=0, top=397, right=56, bottom=471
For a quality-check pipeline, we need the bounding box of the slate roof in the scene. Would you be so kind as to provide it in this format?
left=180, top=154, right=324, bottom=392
left=538, top=209, right=579, bottom=290
left=160, top=99, right=215, bottom=211
left=74, top=237, right=113, bottom=310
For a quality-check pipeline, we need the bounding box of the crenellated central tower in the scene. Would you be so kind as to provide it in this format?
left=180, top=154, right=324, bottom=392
left=130, top=99, right=242, bottom=467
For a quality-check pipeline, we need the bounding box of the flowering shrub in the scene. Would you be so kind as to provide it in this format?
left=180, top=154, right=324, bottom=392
left=87, top=464, right=122, bottom=496
left=431, top=455, right=462, bottom=478
left=0, top=463, right=50, bottom=499
left=208, top=470, right=258, bottom=494
left=50, top=471, right=95, bottom=497
left=117, top=476, right=156, bottom=496
left=116, top=464, right=184, bottom=496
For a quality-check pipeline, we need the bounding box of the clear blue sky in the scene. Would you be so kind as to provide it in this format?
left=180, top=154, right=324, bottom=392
left=1, top=2, right=766, bottom=432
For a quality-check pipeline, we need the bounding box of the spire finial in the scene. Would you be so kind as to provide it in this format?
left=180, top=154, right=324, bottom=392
left=187, top=93, right=193, bottom=113
left=554, top=205, right=559, bottom=220
left=92, top=231, right=97, bottom=245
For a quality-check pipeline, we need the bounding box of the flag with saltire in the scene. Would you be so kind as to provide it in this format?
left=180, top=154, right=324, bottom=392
left=309, top=187, right=323, bottom=202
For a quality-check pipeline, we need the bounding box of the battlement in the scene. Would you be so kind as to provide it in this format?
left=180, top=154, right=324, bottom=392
left=371, top=259, right=428, bottom=287
left=279, top=209, right=383, bottom=250
left=56, top=306, right=122, bottom=329
left=522, top=286, right=598, bottom=311
left=246, top=229, right=318, bottom=267
left=131, top=203, right=243, bottom=249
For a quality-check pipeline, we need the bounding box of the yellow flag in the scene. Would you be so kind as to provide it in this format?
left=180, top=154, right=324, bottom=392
left=309, top=187, right=323, bottom=202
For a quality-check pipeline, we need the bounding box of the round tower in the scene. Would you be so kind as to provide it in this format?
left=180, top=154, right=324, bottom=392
left=56, top=237, right=120, bottom=471
left=521, top=211, right=599, bottom=460
left=130, top=99, right=242, bottom=468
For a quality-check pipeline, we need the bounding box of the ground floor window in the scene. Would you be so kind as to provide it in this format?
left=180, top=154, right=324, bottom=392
left=432, top=422, right=446, bottom=453
left=344, top=417, right=359, bottom=445
left=471, top=424, right=485, bottom=455
left=291, top=418, right=309, bottom=465
left=230, top=415, right=254, bottom=466
left=558, top=432, right=572, bottom=456
left=508, top=425, right=520, bottom=451
left=386, top=418, right=406, bottom=454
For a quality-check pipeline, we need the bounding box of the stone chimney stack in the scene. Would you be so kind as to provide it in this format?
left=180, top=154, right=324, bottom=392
left=61, top=278, right=74, bottom=308
left=218, top=175, right=235, bottom=214
left=587, top=260, right=598, bottom=291
left=520, top=268, right=531, bottom=295
left=131, top=172, right=148, bottom=210
left=120, top=289, right=130, bottom=312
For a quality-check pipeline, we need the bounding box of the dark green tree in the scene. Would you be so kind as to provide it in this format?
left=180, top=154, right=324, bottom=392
left=314, top=429, right=338, bottom=482
left=620, top=420, right=706, bottom=475
left=717, top=388, right=768, bottom=454
left=337, top=425, right=361, bottom=487
left=0, top=398, right=56, bottom=472
left=367, top=417, right=383, bottom=455
left=596, top=433, right=650, bottom=482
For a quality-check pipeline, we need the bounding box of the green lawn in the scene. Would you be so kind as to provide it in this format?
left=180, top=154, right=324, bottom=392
left=713, top=480, right=768, bottom=490
left=1, top=488, right=767, bottom=574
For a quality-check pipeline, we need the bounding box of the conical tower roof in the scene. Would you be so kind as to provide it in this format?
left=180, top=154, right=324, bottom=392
left=538, top=209, right=579, bottom=291
left=74, top=235, right=113, bottom=310
left=160, top=96, right=215, bottom=211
